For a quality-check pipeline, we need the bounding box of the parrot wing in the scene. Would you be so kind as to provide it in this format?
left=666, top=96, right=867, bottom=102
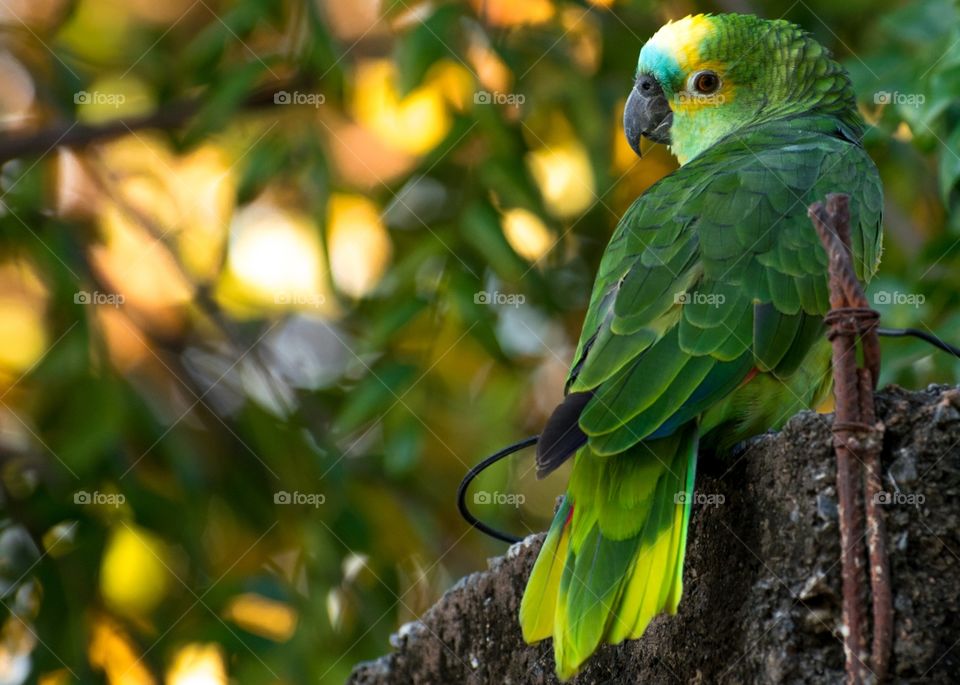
left=536, top=115, right=883, bottom=473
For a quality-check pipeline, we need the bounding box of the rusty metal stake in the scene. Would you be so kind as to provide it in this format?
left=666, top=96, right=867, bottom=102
left=861, top=368, right=892, bottom=682
left=809, top=194, right=891, bottom=684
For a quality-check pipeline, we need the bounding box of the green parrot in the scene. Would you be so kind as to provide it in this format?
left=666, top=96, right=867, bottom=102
left=519, top=13, right=883, bottom=680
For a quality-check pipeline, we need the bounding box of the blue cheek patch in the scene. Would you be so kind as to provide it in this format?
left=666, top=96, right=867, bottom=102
left=637, top=45, right=683, bottom=94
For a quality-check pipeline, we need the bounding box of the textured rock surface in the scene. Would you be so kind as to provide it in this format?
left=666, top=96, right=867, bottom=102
left=349, top=386, right=960, bottom=684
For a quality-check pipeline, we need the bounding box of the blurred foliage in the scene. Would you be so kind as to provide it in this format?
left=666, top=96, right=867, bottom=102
left=0, top=0, right=956, bottom=682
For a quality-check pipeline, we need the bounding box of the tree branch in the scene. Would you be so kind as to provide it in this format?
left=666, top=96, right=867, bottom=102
left=0, top=80, right=301, bottom=164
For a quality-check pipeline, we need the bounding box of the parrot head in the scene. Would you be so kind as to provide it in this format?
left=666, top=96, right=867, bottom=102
left=624, top=13, right=862, bottom=165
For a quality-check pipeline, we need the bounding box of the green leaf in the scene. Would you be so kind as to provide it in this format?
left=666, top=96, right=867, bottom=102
left=182, top=61, right=270, bottom=147
left=335, top=364, right=418, bottom=434
left=940, top=125, right=960, bottom=224
left=460, top=200, right=528, bottom=282
left=393, top=5, right=461, bottom=95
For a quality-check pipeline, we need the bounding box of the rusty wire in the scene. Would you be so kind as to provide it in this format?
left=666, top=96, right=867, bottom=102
left=809, top=193, right=892, bottom=684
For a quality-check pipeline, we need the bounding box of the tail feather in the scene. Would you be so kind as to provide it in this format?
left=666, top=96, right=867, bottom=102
left=667, top=438, right=698, bottom=611
left=520, top=498, right=572, bottom=643
left=555, top=523, right=638, bottom=677
left=609, top=471, right=674, bottom=643
left=519, top=424, right=699, bottom=681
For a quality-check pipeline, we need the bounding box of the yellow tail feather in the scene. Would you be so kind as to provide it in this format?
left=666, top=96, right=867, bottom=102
left=520, top=502, right=572, bottom=643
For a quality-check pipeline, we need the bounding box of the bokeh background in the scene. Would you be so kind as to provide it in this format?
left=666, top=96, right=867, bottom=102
left=0, top=0, right=957, bottom=682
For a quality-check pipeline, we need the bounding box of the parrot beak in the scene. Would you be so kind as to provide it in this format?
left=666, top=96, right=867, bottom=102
left=623, top=74, right=673, bottom=157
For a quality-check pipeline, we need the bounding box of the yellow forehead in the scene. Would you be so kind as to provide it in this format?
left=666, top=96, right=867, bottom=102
left=647, top=14, right=713, bottom=73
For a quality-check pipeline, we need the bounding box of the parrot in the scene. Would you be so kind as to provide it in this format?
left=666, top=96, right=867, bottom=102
left=518, top=13, right=883, bottom=681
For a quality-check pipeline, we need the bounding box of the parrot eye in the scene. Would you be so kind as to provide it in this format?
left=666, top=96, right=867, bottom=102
left=690, top=70, right=721, bottom=95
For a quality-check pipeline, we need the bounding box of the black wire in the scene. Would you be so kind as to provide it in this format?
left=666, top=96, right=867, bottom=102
left=877, top=327, right=960, bottom=358
left=457, top=436, right=538, bottom=544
